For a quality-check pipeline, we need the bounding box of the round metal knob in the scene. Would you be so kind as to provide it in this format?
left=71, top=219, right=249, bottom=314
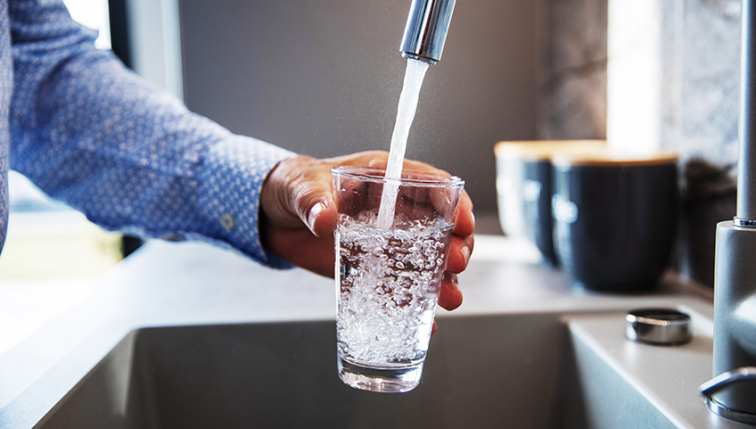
left=625, top=308, right=692, bottom=346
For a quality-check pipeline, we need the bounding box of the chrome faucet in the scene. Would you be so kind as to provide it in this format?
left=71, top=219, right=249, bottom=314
left=700, top=0, right=756, bottom=423
left=401, top=0, right=456, bottom=64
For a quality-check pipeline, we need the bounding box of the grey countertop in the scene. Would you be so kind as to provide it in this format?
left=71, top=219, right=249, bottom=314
left=0, top=235, right=717, bottom=428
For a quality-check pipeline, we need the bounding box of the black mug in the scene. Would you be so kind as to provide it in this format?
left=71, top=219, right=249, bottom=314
left=495, top=140, right=605, bottom=266
left=551, top=151, right=678, bottom=291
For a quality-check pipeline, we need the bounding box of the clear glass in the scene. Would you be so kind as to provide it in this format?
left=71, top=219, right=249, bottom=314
left=332, top=166, right=464, bottom=393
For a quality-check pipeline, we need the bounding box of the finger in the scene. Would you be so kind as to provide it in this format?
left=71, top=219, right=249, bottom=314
left=437, top=272, right=463, bottom=310
left=326, top=151, right=448, bottom=178
left=401, top=159, right=449, bottom=176
left=360, top=152, right=447, bottom=177
left=431, top=321, right=438, bottom=335
left=445, top=234, right=474, bottom=274
left=263, top=226, right=336, bottom=277
left=452, top=191, right=475, bottom=237
left=324, top=150, right=389, bottom=168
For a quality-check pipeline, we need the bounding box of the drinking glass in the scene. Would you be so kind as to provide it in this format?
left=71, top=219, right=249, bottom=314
left=332, top=166, right=464, bottom=393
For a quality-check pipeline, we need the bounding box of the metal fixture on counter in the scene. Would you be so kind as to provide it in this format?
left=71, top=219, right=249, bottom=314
left=625, top=309, right=692, bottom=346
left=701, top=0, right=756, bottom=423
left=400, top=0, right=456, bottom=64
left=701, top=368, right=756, bottom=425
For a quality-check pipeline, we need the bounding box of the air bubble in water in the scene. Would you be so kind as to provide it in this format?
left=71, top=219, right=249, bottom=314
left=335, top=212, right=453, bottom=365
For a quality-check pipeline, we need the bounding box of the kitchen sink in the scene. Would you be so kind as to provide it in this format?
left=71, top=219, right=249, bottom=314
left=35, top=313, right=689, bottom=429
left=2, top=239, right=724, bottom=429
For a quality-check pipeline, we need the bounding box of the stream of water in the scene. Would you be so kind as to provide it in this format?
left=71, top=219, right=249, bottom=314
left=376, top=59, right=430, bottom=229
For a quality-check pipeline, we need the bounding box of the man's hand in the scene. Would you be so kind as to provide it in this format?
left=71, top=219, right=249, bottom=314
left=260, top=151, right=474, bottom=313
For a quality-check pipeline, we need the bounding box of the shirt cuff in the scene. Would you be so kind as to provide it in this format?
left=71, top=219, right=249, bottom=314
left=197, top=135, right=296, bottom=269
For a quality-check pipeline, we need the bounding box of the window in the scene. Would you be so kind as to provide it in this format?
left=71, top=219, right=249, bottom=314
left=1, top=0, right=121, bottom=282
left=62, top=0, right=111, bottom=50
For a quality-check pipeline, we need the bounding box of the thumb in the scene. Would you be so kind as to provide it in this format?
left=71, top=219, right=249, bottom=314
left=292, top=185, right=338, bottom=238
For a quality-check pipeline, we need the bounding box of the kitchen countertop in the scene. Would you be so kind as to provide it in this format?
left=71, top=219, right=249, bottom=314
left=0, top=235, right=716, bottom=428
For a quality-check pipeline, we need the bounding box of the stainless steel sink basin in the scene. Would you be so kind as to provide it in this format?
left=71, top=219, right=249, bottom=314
left=37, top=314, right=581, bottom=429
left=35, top=312, right=699, bottom=429
left=3, top=239, right=725, bottom=429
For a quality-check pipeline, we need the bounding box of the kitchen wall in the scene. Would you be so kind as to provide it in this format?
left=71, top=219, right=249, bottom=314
left=607, top=0, right=741, bottom=286
left=157, top=0, right=736, bottom=285
left=177, top=0, right=542, bottom=212
left=538, top=0, right=607, bottom=141
left=541, top=0, right=742, bottom=287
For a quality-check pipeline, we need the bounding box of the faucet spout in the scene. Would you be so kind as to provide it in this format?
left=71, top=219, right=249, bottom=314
left=401, top=0, right=457, bottom=64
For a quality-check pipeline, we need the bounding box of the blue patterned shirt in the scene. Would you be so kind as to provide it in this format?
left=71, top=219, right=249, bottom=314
left=0, top=0, right=296, bottom=268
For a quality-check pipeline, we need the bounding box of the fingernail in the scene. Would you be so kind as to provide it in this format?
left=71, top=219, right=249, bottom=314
left=460, top=246, right=471, bottom=266
left=307, top=202, right=326, bottom=233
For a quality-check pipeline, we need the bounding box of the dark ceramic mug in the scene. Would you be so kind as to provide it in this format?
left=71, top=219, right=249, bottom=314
left=551, top=151, right=678, bottom=291
left=495, top=140, right=605, bottom=266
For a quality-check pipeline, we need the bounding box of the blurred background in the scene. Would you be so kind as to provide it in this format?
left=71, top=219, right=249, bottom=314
left=5, top=0, right=549, bottom=282
left=3, top=0, right=743, bottom=289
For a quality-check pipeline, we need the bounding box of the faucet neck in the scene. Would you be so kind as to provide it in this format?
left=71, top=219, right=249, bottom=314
left=737, top=0, right=756, bottom=222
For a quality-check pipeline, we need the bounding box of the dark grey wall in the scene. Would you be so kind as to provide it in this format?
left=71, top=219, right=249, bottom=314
left=178, top=0, right=539, bottom=210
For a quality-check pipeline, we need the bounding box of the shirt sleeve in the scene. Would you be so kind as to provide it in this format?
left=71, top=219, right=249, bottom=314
left=8, top=0, right=296, bottom=268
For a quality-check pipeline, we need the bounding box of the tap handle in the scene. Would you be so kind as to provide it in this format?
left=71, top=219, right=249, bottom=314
left=401, top=0, right=457, bottom=64
left=701, top=366, right=756, bottom=396
left=700, top=367, right=756, bottom=424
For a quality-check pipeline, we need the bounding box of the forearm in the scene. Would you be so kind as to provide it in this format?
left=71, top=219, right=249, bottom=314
left=9, top=0, right=295, bottom=265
